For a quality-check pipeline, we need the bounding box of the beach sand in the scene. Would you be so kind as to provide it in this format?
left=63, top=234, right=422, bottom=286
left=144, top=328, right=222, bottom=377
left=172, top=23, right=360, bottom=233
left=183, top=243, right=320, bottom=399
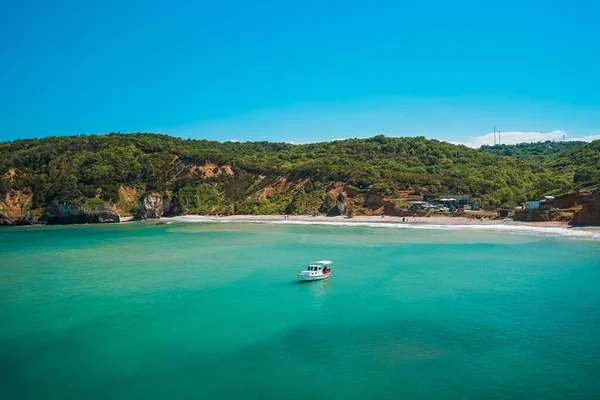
left=121, top=214, right=600, bottom=234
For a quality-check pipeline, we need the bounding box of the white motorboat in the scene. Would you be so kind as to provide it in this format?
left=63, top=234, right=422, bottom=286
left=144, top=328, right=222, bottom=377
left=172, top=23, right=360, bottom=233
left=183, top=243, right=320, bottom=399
left=296, top=260, right=332, bottom=282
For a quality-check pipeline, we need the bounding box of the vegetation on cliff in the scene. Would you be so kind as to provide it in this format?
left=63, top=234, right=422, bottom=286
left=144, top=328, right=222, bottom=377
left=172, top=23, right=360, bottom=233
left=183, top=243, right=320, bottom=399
left=1, top=133, right=598, bottom=223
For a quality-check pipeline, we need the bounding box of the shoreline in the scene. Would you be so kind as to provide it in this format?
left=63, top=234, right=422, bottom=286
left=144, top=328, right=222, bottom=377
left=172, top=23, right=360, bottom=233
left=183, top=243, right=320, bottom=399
left=121, top=214, right=600, bottom=239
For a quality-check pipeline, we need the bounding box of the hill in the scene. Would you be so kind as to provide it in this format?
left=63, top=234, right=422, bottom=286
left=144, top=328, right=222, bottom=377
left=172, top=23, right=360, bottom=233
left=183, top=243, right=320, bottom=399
left=1, top=133, right=598, bottom=224
left=479, top=140, right=587, bottom=159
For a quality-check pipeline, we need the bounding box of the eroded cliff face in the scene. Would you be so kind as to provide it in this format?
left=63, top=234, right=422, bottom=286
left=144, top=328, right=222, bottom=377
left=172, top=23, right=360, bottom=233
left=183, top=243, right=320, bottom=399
left=323, top=192, right=347, bottom=216
left=6, top=169, right=596, bottom=226
left=319, top=184, right=349, bottom=216
left=1, top=163, right=427, bottom=224
left=135, top=193, right=177, bottom=219
left=363, top=193, right=385, bottom=208
left=0, top=189, right=35, bottom=225
left=41, top=202, right=120, bottom=225
left=570, top=190, right=600, bottom=225
left=513, top=210, right=574, bottom=222
left=383, top=201, right=412, bottom=217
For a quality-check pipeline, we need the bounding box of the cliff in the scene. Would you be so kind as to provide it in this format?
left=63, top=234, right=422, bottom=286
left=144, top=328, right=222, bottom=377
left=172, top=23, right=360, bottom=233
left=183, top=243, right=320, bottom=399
left=513, top=210, right=574, bottom=222
left=135, top=193, right=177, bottom=219
left=1, top=133, right=598, bottom=226
left=570, top=190, right=600, bottom=225
left=320, top=189, right=348, bottom=216
left=0, top=189, right=36, bottom=225
left=41, top=202, right=120, bottom=225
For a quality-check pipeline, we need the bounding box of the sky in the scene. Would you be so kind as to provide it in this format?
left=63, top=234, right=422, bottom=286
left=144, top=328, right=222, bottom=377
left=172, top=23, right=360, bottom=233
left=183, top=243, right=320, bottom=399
left=1, top=0, right=599, bottom=147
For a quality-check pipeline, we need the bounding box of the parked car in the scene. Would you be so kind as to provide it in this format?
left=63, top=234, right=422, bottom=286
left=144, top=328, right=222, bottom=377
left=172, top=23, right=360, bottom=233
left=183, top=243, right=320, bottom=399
left=439, top=207, right=450, bottom=212
left=457, top=207, right=464, bottom=212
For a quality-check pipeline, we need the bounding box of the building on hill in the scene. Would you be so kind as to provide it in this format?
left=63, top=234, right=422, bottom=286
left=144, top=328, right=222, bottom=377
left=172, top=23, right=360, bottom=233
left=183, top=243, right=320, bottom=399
left=420, top=195, right=479, bottom=211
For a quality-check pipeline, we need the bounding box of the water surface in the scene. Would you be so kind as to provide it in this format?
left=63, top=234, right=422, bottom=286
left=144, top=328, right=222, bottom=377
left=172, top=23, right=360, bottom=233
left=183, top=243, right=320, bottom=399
left=1, top=223, right=599, bottom=399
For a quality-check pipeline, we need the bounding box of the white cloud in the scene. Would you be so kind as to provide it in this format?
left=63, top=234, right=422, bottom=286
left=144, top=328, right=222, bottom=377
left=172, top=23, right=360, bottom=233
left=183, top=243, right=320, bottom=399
left=571, top=134, right=600, bottom=142
left=452, top=130, right=600, bottom=148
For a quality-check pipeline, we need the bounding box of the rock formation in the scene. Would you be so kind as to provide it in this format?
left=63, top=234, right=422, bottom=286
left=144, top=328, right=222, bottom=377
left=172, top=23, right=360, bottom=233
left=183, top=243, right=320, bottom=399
left=332, top=192, right=348, bottom=216
left=383, top=200, right=414, bottom=217
left=320, top=191, right=348, bottom=216
left=136, top=193, right=165, bottom=219
left=570, top=190, right=600, bottom=225
left=226, top=204, right=235, bottom=216
left=363, top=193, right=385, bottom=208
left=0, top=212, right=13, bottom=226
left=41, top=202, right=120, bottom=225
left=513, top=210, right=574, bottom=222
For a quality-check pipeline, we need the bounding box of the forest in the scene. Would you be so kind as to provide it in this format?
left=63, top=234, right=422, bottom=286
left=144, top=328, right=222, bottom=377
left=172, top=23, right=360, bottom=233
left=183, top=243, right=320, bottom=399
left=1, top=133, right=598, bottom=220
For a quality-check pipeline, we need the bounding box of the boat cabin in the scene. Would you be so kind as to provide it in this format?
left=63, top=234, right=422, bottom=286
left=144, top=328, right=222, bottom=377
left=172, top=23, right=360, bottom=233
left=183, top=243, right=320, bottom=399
left=309, top=261, right=331, bottom=274
left=297, top=260, right=332, bottom=281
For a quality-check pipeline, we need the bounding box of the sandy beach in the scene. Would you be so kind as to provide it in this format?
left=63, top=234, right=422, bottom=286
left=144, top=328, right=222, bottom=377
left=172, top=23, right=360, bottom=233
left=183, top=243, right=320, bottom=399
left=120, top=214, right=600, bottom=237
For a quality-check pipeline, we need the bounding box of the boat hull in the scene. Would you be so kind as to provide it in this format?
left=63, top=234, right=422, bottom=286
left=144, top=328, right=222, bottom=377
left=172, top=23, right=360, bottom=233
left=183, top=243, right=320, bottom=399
left=297, top=274, right=330, bottom=282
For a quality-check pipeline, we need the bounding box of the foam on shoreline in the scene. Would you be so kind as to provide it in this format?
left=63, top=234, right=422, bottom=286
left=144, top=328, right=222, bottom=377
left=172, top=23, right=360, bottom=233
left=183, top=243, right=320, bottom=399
left=154, top=216, right=600, bottom=241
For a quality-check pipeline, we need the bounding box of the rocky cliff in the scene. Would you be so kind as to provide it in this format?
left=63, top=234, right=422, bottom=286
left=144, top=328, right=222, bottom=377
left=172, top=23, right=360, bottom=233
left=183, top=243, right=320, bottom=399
left=320, top=191, right=348, bottom=216
left=135, top=193, right=178, bottom=219
left=570, top=190, right=600, bottom=225
left=513, top=210, right=574, bottom=222
left=0, top=189, right=35, bottom=225
left=41, top=202, right=120, bottom=225
left=137, top=194, right=162, bottom=219
left=3, top=171, right=598, bottom=226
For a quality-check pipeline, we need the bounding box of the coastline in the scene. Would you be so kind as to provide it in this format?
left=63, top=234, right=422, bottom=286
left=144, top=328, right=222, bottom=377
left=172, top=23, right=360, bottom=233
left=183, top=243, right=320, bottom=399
left=120, top=214, right=600, bottom=239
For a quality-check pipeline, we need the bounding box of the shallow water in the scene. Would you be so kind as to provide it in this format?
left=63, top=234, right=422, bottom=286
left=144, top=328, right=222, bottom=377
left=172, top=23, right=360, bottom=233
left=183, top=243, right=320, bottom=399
left=1, top=222, right=599, bottom=399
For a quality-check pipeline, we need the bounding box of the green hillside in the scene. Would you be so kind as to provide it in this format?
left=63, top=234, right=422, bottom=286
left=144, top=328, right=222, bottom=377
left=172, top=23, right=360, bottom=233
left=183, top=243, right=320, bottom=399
left=1, top=133, right=598, bottom=221
left=480, top=140, right=587, bottom=159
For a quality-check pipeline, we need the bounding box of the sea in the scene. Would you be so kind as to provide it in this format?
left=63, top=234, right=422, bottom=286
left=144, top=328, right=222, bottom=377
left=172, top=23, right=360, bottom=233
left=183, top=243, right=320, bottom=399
left=1, top=222, right=599, bottom=399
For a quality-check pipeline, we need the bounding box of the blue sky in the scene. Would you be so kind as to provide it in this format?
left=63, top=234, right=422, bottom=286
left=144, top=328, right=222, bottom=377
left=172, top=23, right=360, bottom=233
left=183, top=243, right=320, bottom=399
left=1, top=0, right=599, bottom=145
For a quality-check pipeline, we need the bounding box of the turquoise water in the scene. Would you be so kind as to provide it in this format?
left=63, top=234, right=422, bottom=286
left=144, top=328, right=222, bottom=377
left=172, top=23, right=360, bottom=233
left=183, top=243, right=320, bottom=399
left=1, top=222, right=599, bottom=399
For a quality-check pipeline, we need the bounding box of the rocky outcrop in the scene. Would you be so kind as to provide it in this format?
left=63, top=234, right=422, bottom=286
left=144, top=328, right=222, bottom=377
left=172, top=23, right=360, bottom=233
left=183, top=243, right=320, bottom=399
left=161, top=196, right=177, bottom=217
left=344, top=185, right=359, bottom=198
left=332, top=192, right=347, bottom=216
left=136, top=193, right=164, bottom=219
left=383, top=200, right=404, bottom=216
left=135, top=193, right=178, bottom=219
left=364, top=193, right=385, bottom=208
left=513, top=210, right=549, bottom=222
left=513, top=210, right=574, bottom=222
left=555, top=192, right=590, bottom=210
left=0, top=189, right=33, bottom=225
left=320, top=191, right=348, bottom=216
left=0, top=212, right=13, bottom=226
left=41, top=202, right=120, bottom=225
left=320, top=192, right=335, bottom=213
left=570, top=190, right=600, bottom=225
left=15, top=211, right=41, bottom=225
left=382, top=200, right=434, bottom=217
